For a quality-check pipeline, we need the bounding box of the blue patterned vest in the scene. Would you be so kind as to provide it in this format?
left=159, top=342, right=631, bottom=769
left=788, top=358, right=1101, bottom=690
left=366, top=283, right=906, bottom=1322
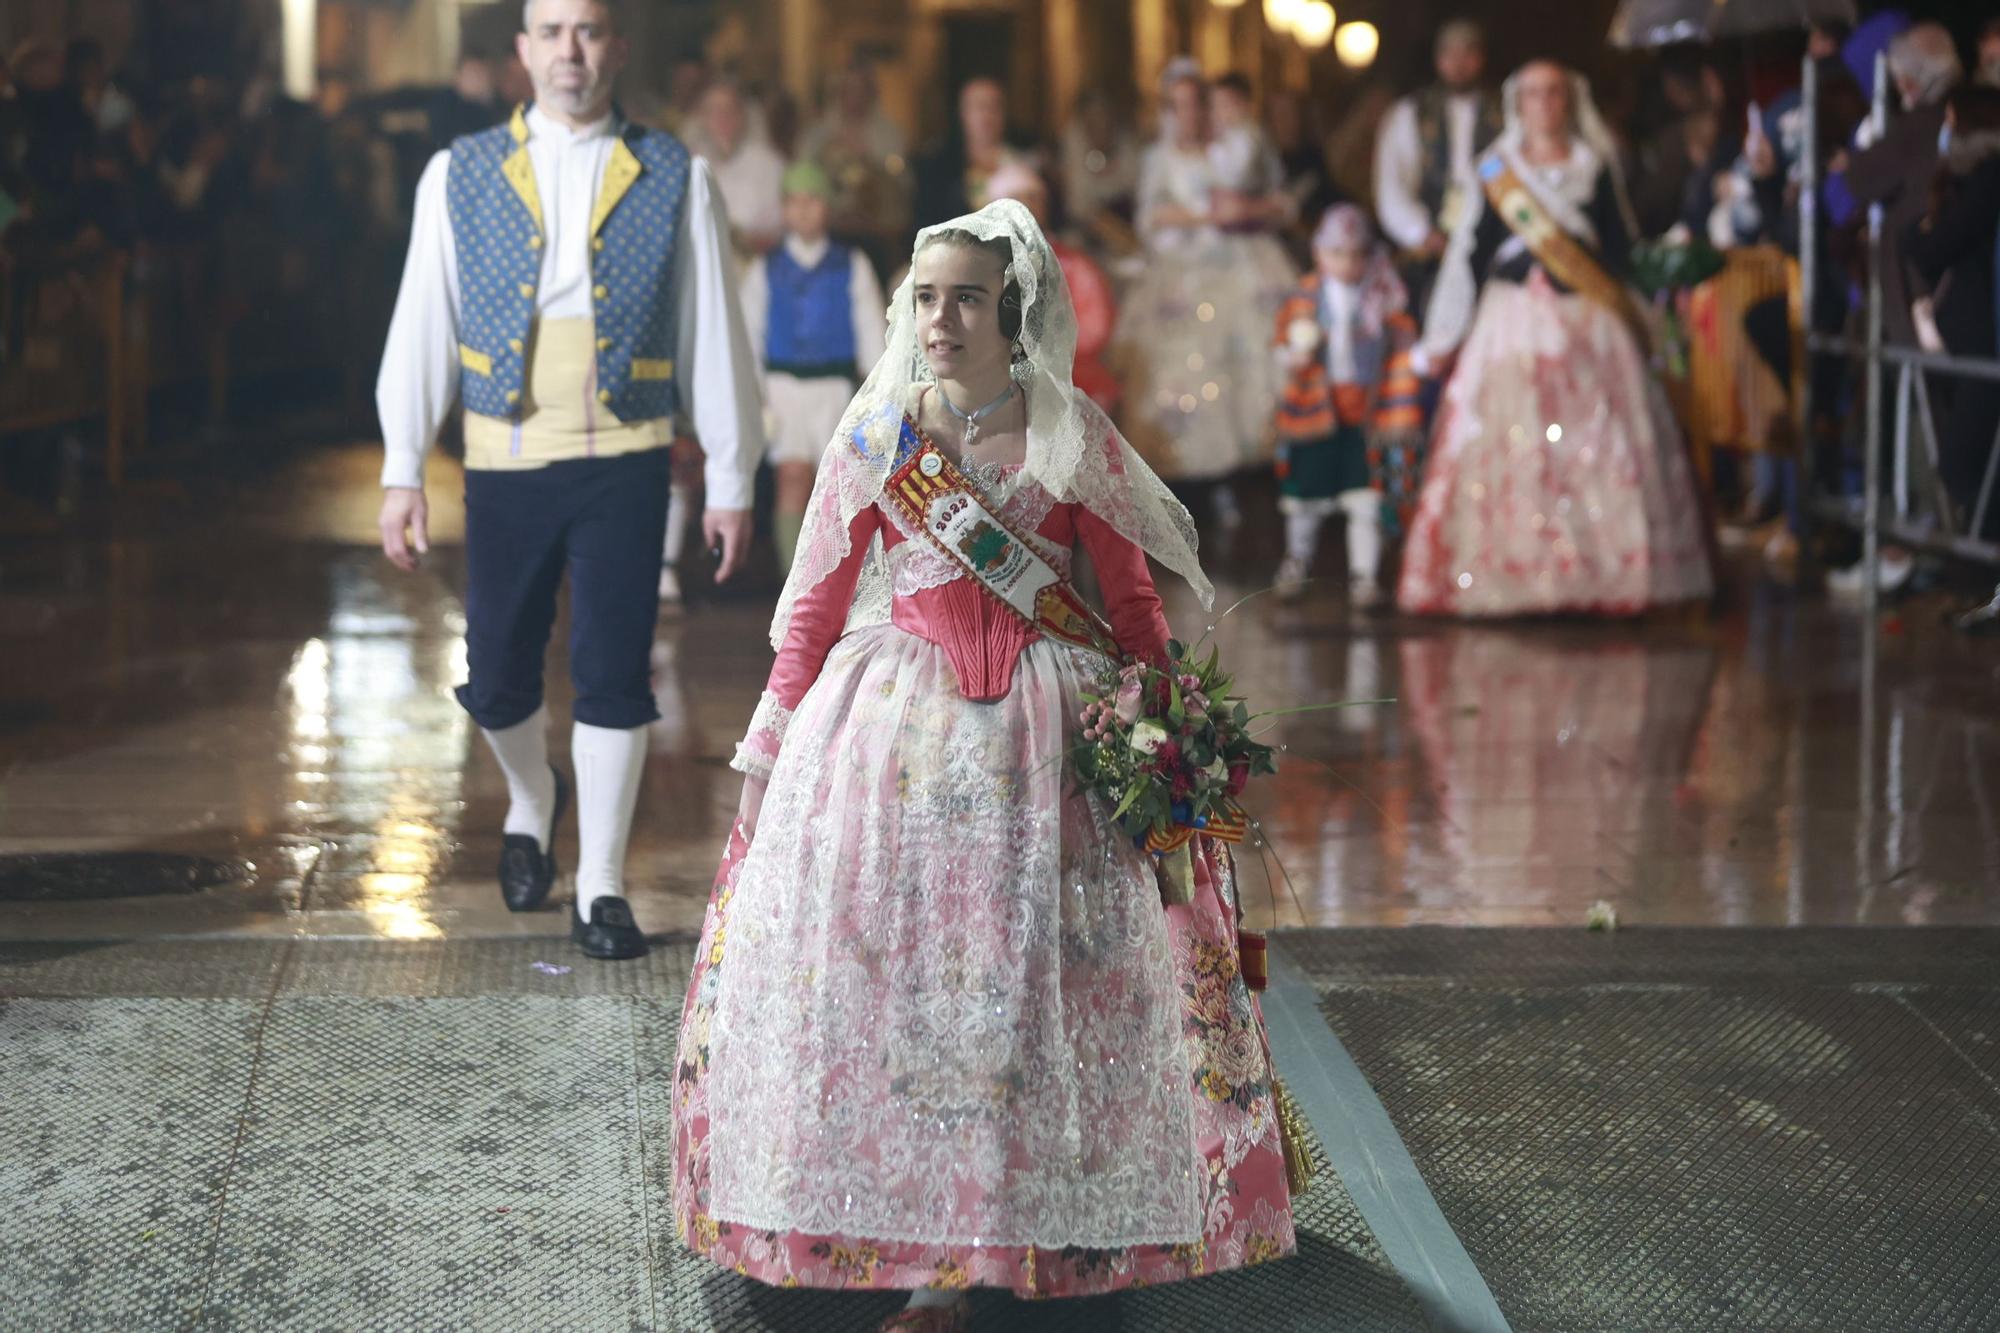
left=446, top=105, right=690, bottom=423
left=764, top=242, right=857, bottom=377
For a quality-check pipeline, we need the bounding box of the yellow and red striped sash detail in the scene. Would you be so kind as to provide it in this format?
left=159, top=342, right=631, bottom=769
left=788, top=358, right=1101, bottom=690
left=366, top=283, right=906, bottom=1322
left=883, top=427, right=1116, bottom=658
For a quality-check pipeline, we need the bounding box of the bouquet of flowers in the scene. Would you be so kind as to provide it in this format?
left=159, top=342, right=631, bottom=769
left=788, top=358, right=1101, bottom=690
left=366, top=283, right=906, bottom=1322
left=1630, top=236, right=1726, bottom=380
left=1630, top=236, right=1726, bottom=298
left=1071, top=627, right=1356, bottom=1200
left=1071, top=635, right=1277, bottom=908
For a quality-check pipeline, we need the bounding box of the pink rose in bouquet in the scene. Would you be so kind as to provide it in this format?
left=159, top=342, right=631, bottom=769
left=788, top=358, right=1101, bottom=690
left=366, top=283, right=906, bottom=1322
left=1114, top=674, right=1145, bottom=725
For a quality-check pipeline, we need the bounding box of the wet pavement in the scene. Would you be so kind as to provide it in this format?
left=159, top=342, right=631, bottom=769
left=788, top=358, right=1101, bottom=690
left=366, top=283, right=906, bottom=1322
left=2, top=440, right=1996, bottom=941
left=6, top=440, right=2000, bottom=1331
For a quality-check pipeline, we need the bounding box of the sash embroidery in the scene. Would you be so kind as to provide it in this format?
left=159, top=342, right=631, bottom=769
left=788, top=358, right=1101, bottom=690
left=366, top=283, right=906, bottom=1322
left=1478, top=153, right=1649, bottom=349
left=876, top=418, right=1117, bottom=659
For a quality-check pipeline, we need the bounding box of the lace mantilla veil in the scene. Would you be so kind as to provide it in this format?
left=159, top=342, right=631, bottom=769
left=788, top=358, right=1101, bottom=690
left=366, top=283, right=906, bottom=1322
left=766, top=199, right=1214, bottom=652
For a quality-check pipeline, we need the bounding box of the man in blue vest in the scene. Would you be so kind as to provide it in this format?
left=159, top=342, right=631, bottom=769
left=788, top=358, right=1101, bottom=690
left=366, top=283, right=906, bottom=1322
left=375, top=0, right=763, bottom=961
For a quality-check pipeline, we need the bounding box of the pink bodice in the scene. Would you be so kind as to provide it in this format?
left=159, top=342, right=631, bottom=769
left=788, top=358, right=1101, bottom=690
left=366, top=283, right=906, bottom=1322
left=733, top=481, right=1171, bottom=779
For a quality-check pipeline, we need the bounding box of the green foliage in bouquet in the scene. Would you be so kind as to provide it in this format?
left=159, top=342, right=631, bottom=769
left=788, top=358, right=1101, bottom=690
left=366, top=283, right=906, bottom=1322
left=1630, top=238, right=1727, bottom=378
left=1630, top=238, right=1726, bottom=299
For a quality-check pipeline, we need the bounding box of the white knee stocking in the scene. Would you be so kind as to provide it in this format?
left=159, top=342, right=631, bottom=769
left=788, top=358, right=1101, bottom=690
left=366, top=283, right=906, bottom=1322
left=1339, top=489, right=1383, bottom=586
left=483, top=706, right=556, bottom=842
left=1283, top=508, right=1325, bottom=566
left=571, top=721, right=648, bottom=918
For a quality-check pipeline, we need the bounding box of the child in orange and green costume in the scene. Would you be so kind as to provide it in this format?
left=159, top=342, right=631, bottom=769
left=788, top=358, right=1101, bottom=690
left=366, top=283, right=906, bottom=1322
left=1271, top=205, right=1428, bottom=605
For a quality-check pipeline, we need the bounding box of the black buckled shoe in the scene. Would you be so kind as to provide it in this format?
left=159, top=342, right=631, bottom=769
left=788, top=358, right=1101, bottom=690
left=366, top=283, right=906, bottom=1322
left=498, top=767, right=568, bottom=912
left=573, top=895, right=649, bottom=961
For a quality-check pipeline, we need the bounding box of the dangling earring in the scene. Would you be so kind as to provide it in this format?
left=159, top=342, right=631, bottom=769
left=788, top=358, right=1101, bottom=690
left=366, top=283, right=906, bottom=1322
left=1011, top=337, right=1027, bottom=364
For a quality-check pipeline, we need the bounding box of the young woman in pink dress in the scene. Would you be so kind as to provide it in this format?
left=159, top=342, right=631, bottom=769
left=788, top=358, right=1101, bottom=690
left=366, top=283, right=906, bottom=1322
left=670, top=201, right=1296, bottom=1331
left=1398, top=61, right=1713, bottom=617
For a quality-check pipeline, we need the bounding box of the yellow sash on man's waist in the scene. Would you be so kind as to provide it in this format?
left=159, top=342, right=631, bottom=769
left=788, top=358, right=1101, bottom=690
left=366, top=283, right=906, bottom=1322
left=1477, top=154, right=1650, bottom=350
left=462, top=318, right=673, bottom=470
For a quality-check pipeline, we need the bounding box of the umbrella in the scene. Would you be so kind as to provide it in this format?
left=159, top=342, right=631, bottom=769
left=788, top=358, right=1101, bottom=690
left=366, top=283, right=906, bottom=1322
left=1608, top=0, right=1857, bottom=49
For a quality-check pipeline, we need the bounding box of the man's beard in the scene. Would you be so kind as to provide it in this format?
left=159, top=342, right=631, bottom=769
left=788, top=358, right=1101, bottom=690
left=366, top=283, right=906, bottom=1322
left=541, top=65, right=605, bottom=114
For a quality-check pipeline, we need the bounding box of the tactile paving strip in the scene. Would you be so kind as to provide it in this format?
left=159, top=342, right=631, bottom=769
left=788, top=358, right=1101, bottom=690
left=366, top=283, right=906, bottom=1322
left=281, top=935, right=697, bottom=998
left=1278, top=925, right=2000, bottom=988
left=0, top=998, right=264, bottom=1329
left=1, top=936, right=1420, bottom=1331
left=196, top=996, right=656, bottom=1331
left=0, top=939, right=292, bottom=999
left=1303, top=931, right=2000, bottom=1332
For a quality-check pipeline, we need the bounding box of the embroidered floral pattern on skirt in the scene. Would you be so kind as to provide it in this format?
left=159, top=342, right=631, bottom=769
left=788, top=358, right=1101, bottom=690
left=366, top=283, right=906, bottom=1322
left=671, top=628, right=1295, bottom=1297
left=1398, top=275, right=1713, bottom=617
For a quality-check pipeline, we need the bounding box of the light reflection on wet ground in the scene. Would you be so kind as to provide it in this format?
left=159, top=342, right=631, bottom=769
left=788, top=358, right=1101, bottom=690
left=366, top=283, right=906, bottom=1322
left=2, top=441, right=1996, bottom=940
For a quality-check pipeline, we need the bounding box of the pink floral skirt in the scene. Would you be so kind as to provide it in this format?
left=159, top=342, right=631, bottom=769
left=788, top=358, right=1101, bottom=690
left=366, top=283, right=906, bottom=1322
left=1398, top=275, right=1714, bottom=617
left=670, top=628, right=1295, bottom=1298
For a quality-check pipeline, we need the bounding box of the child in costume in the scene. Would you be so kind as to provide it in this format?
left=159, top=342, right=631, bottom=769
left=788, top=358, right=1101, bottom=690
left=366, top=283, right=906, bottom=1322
left=1271, top=204, right=1427, bottom=605
left=1207, top=73, right=1286, bottom=208
left=672, top=201, right=1296, bottom=1332
left=739, top=161, right=888, bottom=571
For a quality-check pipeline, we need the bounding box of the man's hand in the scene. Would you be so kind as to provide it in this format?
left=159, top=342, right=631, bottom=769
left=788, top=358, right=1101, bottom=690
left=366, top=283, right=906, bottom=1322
left=704, top=508, right=753, bottom=583
left=379, top=487, right=430, bottom=571
left=1419, top=229, right=1450, bottom=260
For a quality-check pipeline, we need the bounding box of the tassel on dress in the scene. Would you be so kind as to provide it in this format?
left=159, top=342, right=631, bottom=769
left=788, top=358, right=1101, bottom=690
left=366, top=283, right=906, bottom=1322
left=1272, top=1073, right=1318, bottom=1196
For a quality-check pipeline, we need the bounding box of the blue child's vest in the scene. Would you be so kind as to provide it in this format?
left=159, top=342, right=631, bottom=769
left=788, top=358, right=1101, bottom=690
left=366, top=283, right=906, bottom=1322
left=764, top=241, right=858, bottom=377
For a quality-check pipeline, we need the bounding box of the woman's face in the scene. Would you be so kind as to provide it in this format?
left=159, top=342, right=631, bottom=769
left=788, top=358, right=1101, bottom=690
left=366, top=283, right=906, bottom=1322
left=913, top=241, right=1013, bottom=384
left=1168, top=78, right=1208, bottom=143
left=960, top=79, right=1005, bottom=150
left=1516, top=63, right=1571, bottom=139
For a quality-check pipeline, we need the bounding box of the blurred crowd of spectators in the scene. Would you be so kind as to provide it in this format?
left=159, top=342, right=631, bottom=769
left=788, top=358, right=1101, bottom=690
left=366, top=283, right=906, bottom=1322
left=5, top=12, right=1999, bottom=563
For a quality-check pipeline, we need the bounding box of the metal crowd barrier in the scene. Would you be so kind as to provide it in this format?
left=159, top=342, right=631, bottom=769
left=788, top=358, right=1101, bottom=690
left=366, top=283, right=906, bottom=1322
left=0, top=252, right=131, bottom=485
left=1798, top=51, right=2000, bottom=598
left=1806, top=337, right=2000, bottom=565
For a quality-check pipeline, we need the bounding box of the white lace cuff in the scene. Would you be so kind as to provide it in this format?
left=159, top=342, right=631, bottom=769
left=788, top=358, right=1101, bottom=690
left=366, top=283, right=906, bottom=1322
left=730, top=691, right=795, bottom=781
